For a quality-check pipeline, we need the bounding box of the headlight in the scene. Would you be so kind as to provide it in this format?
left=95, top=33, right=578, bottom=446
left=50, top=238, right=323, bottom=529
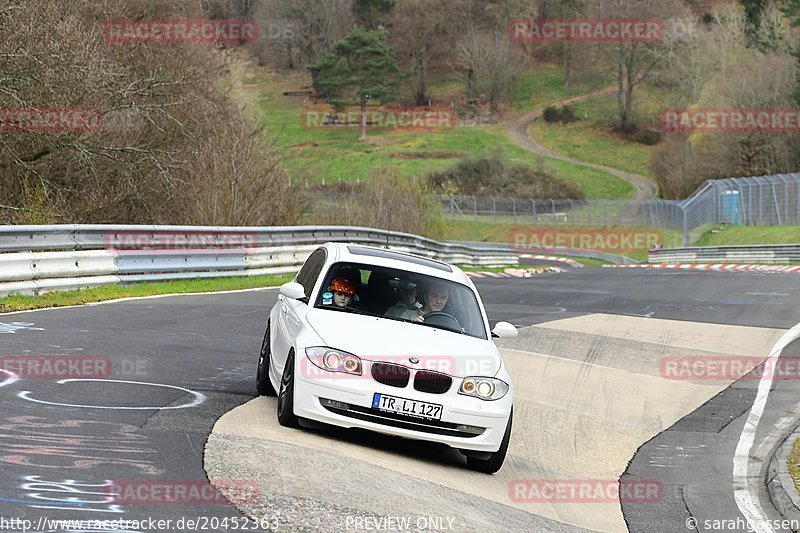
left=458, top=377, right=509, bottom=400
left=306, top=347, right=362, bottom=375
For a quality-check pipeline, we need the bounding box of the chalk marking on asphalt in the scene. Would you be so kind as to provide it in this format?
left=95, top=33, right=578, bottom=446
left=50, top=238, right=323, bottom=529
left=0, top=322, right=45, bottom=333
left=0, top=369, right=19, bottom=389
left=733, top=321, right=800, bottom=533
left=17, top=379, right=206, bottom=410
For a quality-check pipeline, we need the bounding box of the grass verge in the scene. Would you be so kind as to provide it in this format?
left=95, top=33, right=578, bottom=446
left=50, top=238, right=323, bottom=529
left=789, top=437, right=800, bottom=497
left=459, top=265, right=519, bottom=273
left=569, top=257, right=609, bottom=267
left=0, top=274, right=295, bottom=313
left=693, top=226, right=800, bottom=246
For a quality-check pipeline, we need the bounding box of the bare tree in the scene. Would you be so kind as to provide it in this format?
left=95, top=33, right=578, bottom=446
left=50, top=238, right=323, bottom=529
left=315, top=168, right=444, bottom=238
left=588, top=0, right=683, bottom=132
left=456, top=29, right=525, bottom=111
left=0, top=0, right=299, bottom=225
left=660, top=6, right=752, bottom=106
left=266, top=0, right=353, bottom=66
left=695, top=52, right=800, bottom=177
left=388, top=0, right=454, bottom=105
left=651, top=52, right=800, bottom=195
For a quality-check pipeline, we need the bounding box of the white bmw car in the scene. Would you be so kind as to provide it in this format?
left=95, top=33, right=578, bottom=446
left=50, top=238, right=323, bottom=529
left=256, top=243, right=517, bottom=473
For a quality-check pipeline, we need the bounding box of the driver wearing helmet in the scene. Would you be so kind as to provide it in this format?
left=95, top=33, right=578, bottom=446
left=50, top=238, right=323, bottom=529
left=325, top=277, right=357, bottom=308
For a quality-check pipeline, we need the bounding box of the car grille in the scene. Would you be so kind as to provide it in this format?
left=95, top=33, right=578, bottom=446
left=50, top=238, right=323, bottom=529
left=371, top=363, right=410, bottom=388
left=413, top=371, right=452, bottom=394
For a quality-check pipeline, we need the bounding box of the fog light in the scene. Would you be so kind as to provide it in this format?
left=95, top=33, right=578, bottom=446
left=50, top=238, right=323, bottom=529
left=320, top=398, right=348, bottom=410
left=455, top=424, right=485, bottom=435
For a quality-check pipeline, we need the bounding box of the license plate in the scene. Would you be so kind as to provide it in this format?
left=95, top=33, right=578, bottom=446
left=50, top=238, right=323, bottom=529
left=372, top=393, right=443, bottom=421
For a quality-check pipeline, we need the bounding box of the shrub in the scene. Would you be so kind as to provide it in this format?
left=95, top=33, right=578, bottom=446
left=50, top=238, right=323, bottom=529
left=559, top=105, right=577, bottom=124
left=428, top=154, right=585, bottom=199
left=623, top=127, right=663, bottom=146
left=542, top=105, right=578, bottom=124
left=312, top=168, right=445, bottom=239
left=542, top=106, right=561, bottom=123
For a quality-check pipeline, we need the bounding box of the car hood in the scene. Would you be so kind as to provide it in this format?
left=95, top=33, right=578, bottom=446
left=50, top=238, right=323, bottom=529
left=305, top=308, right=501, bottom=378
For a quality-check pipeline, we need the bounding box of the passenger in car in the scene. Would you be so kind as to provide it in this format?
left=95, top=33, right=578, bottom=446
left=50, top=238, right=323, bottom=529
left=325, top=277, right=357, bottom=308
left=384, top=278, right=423, bottom=320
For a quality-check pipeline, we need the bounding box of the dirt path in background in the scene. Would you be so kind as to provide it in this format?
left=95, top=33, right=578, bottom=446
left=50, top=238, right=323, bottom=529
left=506, top=87, right=659, bottom=200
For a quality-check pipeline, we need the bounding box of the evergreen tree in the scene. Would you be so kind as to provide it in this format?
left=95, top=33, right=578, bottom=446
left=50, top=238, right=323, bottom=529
left=309, top=27, right=401, bottom=139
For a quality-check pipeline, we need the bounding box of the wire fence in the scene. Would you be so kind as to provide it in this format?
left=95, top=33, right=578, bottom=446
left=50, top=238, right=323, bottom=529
left=441, top=173, right=800, bottom=245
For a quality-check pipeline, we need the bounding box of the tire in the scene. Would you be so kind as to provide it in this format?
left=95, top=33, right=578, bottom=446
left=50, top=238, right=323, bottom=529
left=255, top=323, right=277, bottom=396
left=466, top=409, right=512, bottom=474
left=277, top=352, right=300, bottom=428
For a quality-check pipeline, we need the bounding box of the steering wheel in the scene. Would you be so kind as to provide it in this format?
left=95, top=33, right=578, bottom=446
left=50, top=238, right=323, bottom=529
left=422, top=311, right=462, bottom=331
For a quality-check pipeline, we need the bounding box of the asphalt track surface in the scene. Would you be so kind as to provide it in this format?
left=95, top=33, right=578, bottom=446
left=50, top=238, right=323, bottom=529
left=0, top=268, right=798, bottom=532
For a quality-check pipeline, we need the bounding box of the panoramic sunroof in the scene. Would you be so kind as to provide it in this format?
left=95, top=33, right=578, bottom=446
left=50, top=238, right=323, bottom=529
left=347, top=245, right=453, bottom=272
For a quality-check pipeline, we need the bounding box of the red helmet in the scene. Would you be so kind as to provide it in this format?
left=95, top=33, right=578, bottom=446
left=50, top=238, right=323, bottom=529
left=329, top=277, right=356, bottom=296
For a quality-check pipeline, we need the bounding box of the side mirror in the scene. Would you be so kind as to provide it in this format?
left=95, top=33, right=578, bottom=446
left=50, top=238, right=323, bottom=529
left=491, top=321, right=518, bottom=339
left=280, top=281, right=306, bottom=300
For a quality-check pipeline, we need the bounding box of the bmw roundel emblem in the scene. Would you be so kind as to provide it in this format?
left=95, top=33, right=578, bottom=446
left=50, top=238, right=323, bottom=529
left=409, top=357, right=419, bottom=364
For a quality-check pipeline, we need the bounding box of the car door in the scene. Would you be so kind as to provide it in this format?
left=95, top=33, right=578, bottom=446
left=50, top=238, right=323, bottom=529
left=273, top=248, right=327, bottom=375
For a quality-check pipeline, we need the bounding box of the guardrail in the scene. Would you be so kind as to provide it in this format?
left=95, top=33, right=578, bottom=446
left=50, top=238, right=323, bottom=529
left=649, top=244, right=800, bottom=264
left=453, top=241, right=638, bottom=265
left=0, top=225, right=523, bottom=296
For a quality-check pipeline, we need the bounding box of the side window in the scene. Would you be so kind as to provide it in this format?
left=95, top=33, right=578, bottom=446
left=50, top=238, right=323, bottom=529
left=295, top=249, right=327, bottom=299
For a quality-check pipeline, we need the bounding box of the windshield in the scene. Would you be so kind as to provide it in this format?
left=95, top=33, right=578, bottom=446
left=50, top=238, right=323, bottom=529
left=314, top=262, right=487, bottom=339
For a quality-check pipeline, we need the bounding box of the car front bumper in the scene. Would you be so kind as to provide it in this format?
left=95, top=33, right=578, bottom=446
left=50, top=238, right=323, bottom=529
left=293, top=371, right=512, bottom=453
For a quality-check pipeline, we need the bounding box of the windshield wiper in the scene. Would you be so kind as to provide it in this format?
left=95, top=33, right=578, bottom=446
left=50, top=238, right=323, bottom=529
left=415, top=321, right=466, bottom=335
left=316, top=305, right=377, bottom=318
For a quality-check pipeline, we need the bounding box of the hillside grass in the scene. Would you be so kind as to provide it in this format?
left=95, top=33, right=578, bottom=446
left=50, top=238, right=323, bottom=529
left=529, top=86, right=663, bottom=181
left=244, top=70, right=635, bottom=199
left=508, top=67, right=606, bottom=112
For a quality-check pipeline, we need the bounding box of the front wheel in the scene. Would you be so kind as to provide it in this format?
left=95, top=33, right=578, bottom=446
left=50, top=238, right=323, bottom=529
left=277, top=353, right=300, bottom=428
left=255, top=323, right=276, bottom=396
left=466, top=409, right=512, bottom=474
